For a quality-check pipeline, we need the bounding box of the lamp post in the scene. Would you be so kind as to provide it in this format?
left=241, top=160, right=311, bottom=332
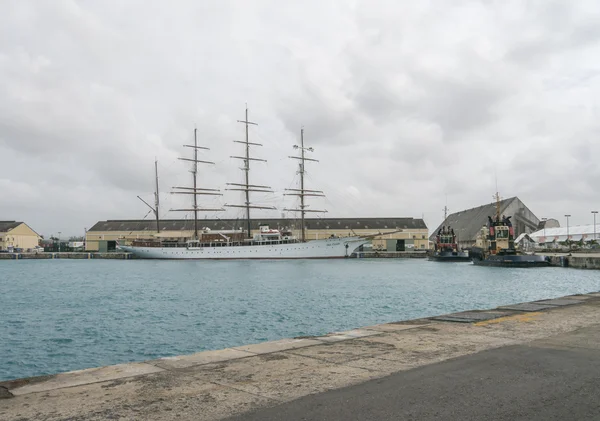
left=541, top=217, right=547, bottom=247
left=564, top=215, right=571, bottom=250
left=593, top=211, right=598, bottom=242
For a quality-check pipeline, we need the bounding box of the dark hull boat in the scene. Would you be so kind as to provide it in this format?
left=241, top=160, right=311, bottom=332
left=430, top=221, right=470, bottom=262
left=428, top=250, right=471, bottom=262
left=470, top=247, right=549, bottom=267
left=471, top=192, right=549, bottom=268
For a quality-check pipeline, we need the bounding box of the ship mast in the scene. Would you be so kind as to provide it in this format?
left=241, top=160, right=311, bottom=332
left=170, top=129, right=224, bottom=241
left=443, top=205, right=449, bottom=221
left=225, top=105, right=275, bottom=238
left=154, top=159, right=160, bottom=233
left=494, top=191, right=501, bottom=222
left=284, top=127, right=326, bottom=242
left=137, top=158, right=161, bottom=234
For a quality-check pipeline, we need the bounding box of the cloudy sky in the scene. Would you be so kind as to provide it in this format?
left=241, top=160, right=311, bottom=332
left=1, top=0, right=599, bottom=237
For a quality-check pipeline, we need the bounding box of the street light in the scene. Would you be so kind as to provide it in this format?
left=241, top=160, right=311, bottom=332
left=564, top=215, right=571, bottom=250
left=593, top=211, right=598, bottom=242
left=541, top=217, right=547, bottom=246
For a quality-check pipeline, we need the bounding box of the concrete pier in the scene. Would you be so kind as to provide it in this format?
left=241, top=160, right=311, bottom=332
left=0, top=252, right=134, bottom=260
left=543, top=252, right=600, bottom=269
left=352, top=251, right=427, bottom=258
left=3, top=293, right=600, bottom=420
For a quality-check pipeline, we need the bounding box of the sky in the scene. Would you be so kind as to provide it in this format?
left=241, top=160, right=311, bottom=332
left=1, top=0, right=599, bottom=237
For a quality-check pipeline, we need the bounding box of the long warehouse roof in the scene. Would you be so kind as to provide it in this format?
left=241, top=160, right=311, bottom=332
left=89, top=217, right=428, bottom=232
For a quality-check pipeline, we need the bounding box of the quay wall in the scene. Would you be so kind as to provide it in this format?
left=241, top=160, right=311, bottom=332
left=545, top=254, right=600, bottom=270
left=569, top=256, right=600, bottom=270
left=2, top=291, right=600, bottom=421
left=0, top=252, right=135, bottom=260
left=353, top=251, right=427, bottom=258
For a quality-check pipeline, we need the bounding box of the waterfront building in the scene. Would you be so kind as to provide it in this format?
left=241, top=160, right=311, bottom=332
left=529, top=224, right=599, bottom=247
left=0, top=221, right=42, bottom=251
left=86, top=217, right=429, bottom=252
left=429, top=197, right=540, bottom=250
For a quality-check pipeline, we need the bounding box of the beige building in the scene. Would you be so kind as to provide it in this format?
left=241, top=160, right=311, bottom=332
left=0, top=221, right=42, bottom=251
left=86, top=218, right=429, bottom=252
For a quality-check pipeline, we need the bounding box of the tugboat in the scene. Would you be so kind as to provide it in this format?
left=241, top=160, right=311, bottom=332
left=470, top=193, right=549, bottom=267
left=428, top=226, right=470, bottom=262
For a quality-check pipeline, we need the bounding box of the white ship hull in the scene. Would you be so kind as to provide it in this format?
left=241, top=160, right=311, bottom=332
left=119, top=237, right=369, bottom=260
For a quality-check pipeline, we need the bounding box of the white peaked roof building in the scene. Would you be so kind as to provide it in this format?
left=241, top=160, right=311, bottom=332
left=530, top=224, right=599, bottom=243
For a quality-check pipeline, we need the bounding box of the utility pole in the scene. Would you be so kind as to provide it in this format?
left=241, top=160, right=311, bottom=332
left=284, top=127, right=326, bottom=242
left=541, top=217, right=547, bottom=246
left=565, top=214, right=571, bottom=250
left=592, top=211, right=598, bottom=242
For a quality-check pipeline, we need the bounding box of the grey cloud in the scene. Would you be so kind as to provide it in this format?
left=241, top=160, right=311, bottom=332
left=1, top=0, right=599, bottom=236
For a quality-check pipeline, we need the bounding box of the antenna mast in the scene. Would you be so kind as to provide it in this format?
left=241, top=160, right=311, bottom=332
left=443, top=205, right=449, bottom=221
left=284, top=127, right=327, bottom=242
left=154, top=159, right=160, bottom=233
left=494, top=191, right=501, bottom=221
left=136, top=158, right=161, bottom=235
left=170, top=128, right=224, bottom=240
left=225, top=105, right=275, bottom=239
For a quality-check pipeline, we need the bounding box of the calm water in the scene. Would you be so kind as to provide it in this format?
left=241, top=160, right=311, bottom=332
left=1, top=259, right=599, bottom=381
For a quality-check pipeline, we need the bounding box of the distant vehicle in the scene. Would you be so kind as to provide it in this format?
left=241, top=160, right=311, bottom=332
left=33, top=246, right=44, bottom=253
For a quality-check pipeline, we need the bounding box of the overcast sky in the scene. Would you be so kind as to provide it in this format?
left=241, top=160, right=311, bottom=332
left=1, top=0, right=599, bottom=237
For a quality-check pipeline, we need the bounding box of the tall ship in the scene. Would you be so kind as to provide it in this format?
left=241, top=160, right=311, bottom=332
left=470, top=192, right=549, bottom=267
left=428, top=206, right=470, bottom=262
left=119, top=107, right=370, bottom=259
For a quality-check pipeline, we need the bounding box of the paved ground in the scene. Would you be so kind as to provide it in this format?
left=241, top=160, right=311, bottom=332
left=3, top=293, right=600, bottom=420
left=226, top=325, right=600, bottom=420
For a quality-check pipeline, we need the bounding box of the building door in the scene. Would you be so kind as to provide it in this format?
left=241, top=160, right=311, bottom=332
left=396, top=240, right=405, bottom=251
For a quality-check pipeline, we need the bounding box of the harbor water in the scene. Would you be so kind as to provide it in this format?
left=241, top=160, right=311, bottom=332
left=1, top=259, right=599, bottom=381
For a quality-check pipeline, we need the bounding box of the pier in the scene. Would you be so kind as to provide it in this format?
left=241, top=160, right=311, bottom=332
left=352, top=250, right=428, bottom=258
left=0, top=252, right=135, bottom=260
left=3, top=292, right=600, bottom=420
left=544, top=252, right=600, bottom=269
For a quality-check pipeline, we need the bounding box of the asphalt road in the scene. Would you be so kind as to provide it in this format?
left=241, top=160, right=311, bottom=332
left=225, top=325, right=600, bottom=421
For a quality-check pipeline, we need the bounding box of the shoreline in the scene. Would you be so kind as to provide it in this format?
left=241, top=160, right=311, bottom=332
left=2, top=291, right=600, bottom=420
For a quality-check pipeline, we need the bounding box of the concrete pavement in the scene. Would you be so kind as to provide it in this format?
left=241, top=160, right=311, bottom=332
left=3, top=293, right=600, bottom=420
left=226, top=325, right=600, bottom=420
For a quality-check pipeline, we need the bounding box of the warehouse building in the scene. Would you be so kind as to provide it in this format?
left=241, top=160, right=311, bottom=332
left=529, top=224, right=599, bottom=246
left=0, top=221, right=42, bottom=251
left=86, top=217, right=429, bottom=252
left=429, top=197, right=540, bottom=250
